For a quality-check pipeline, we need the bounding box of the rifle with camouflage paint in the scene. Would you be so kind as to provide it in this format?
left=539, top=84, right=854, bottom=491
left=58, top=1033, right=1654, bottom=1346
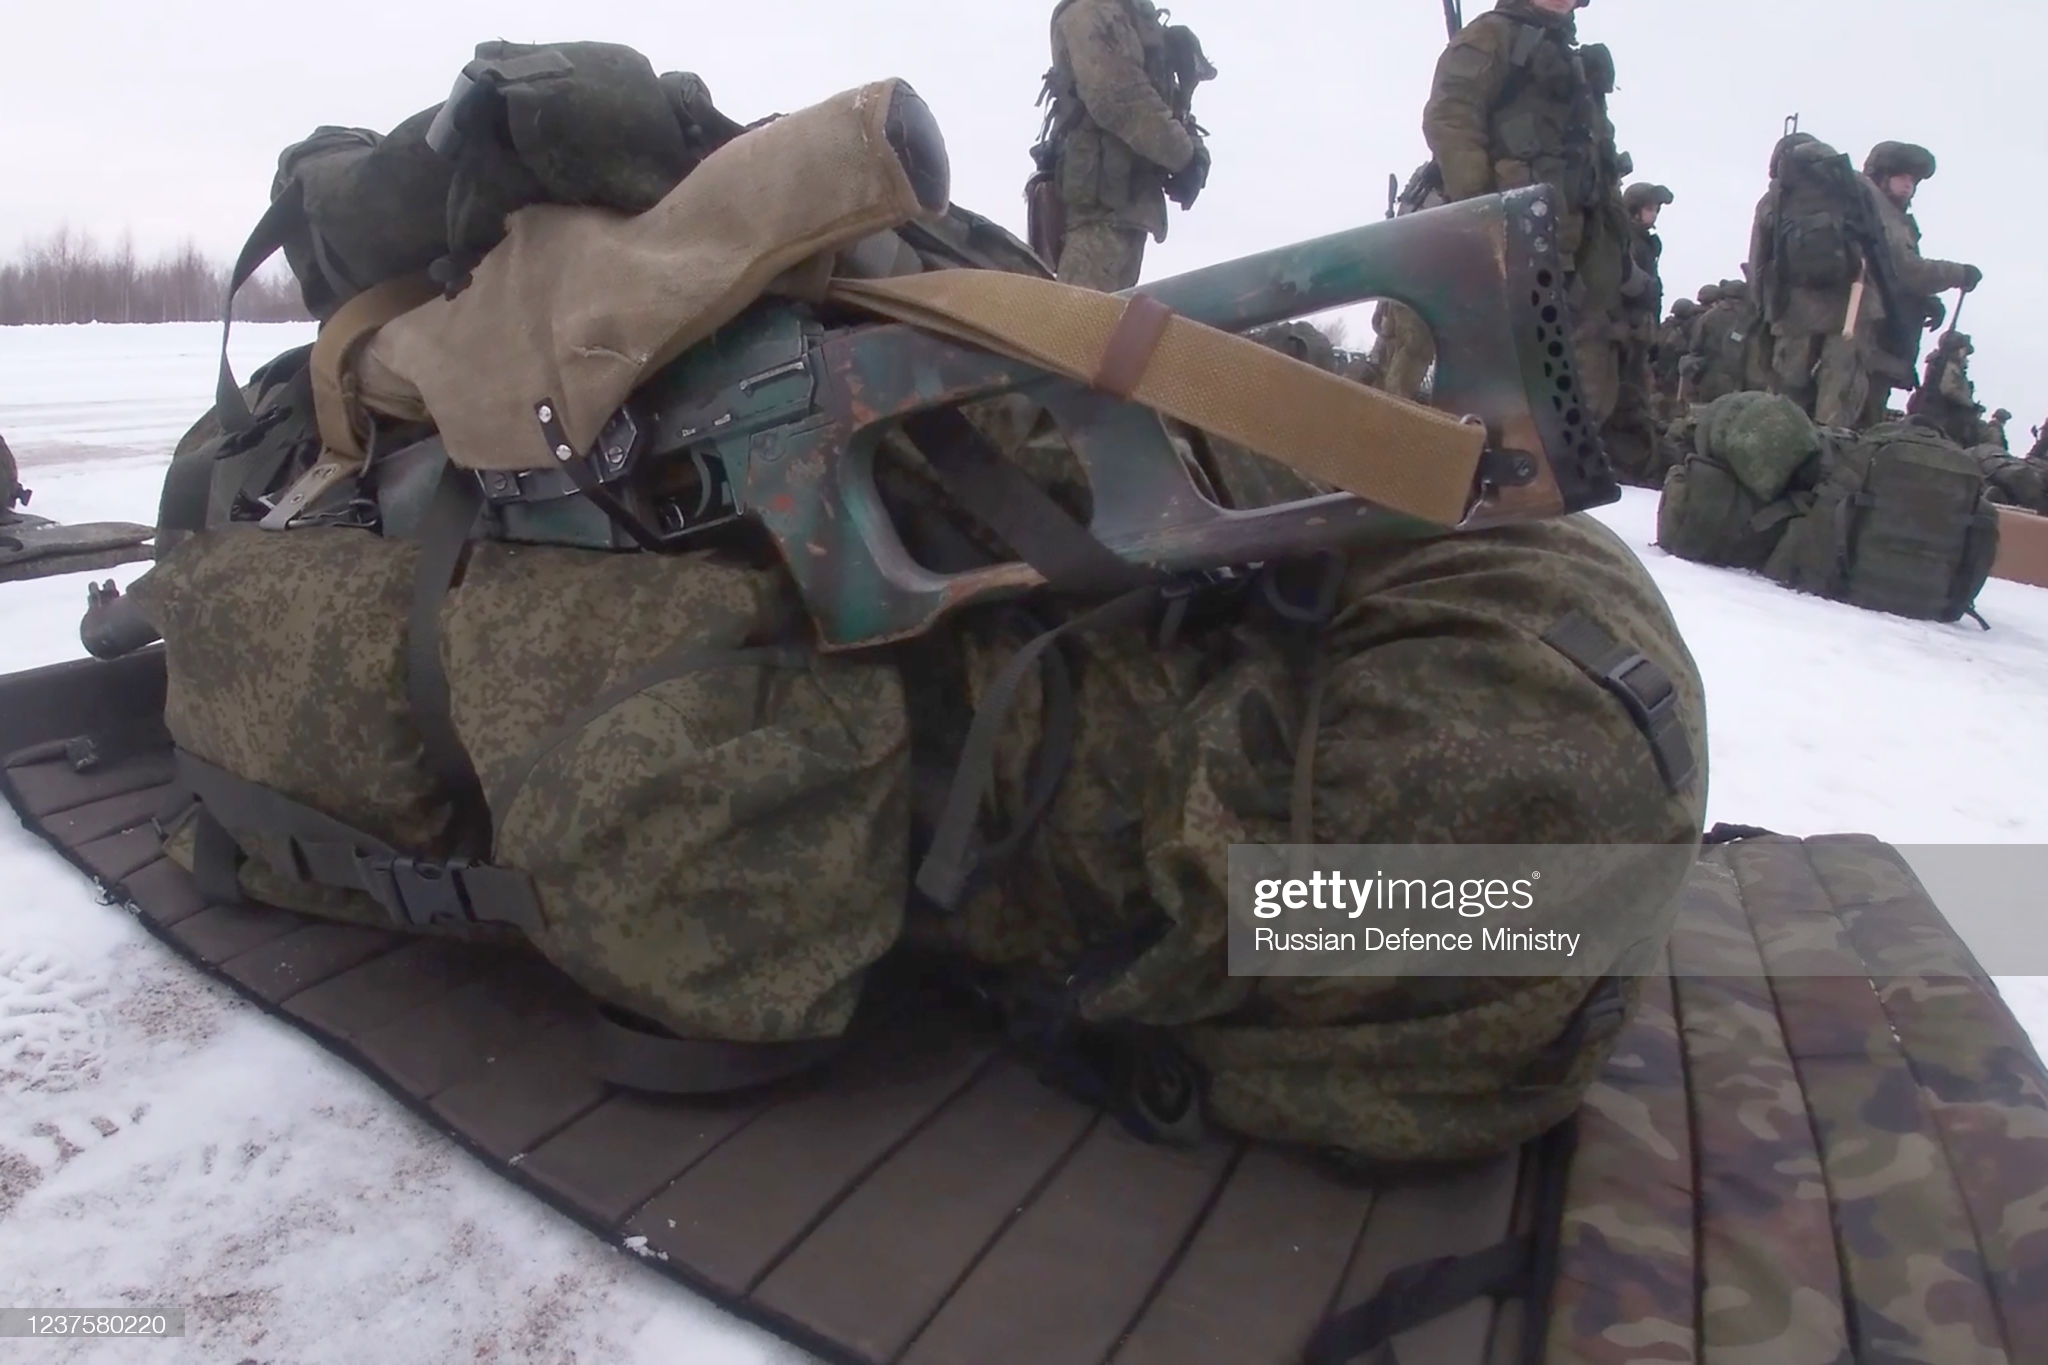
left=82, top=188, right=1618, bottom=657
left=471, top=186, right=1615, bottom=650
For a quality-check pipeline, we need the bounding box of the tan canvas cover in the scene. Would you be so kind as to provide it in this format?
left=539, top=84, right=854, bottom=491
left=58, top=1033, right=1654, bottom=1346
left=352, top=78, right=942, bottom=471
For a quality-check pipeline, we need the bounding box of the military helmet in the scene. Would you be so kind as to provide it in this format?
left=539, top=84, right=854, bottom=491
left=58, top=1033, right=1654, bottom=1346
left=1697, top=283, right=1725, bottom=305
left=1938, top=330, right=1973, bottom=353
left=1864, top=141, right=1937, bottom=181
left=1670, top=297, right=1699, bottom=318
left=1993, top=408, right=2012, bottom=421
left=1622, top=183, right=1674, bottom=215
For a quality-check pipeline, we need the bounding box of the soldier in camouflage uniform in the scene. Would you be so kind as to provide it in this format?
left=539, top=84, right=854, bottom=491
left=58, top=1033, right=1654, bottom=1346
left=1810, top=143, right=1982, bottom=427
left=0, top=430, right=24, bottom=520
left=1606, top=182, right=1672, bottom=483
left=1422, top=0, right=1634, bottom=431
left=1036, top=0, right=1211, bottom=291
left=1905, top=331, right=1985, bottom=447
left=1367, top=163, right=1448, bottom=400
left=1984, top=407, right=2011, bottom=453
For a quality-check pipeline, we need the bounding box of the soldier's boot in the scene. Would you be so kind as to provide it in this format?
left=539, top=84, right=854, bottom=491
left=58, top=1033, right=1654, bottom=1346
left=1056, top=221, right=1148, bottom=292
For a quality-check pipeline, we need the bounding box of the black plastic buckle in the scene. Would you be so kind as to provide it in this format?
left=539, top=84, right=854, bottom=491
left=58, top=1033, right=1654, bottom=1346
left=358, top=854, right=478, bottom=929
left=1600, top=651, right=1674, bottom=733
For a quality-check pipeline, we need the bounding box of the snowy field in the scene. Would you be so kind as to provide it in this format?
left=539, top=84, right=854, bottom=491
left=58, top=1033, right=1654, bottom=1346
left=2, top=322, right=2046, bottom=1363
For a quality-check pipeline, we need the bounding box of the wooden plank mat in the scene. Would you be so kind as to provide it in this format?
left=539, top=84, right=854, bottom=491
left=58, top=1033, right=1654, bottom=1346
left=11, top=661, right=2048, bottom=1365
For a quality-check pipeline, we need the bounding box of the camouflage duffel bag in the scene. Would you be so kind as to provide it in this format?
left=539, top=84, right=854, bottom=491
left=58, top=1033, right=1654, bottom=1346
left=899, top=512, right=1708, bottom=1167
left=1764, top=420, right=2000, bottom=625
left=128, top=523, right=910, bottom=1078
left=1655, top=450, right=1807, bottom=571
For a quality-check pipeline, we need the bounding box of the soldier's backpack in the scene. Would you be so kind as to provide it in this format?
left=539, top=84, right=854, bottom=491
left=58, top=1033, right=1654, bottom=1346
left=1769, top=137, right=1861, bottom=293
left=1764, top=420, right=2000, bottom=625
left=228, top=42, right=747, bottom=326
left=1655, top=392, right=1819, bottom=570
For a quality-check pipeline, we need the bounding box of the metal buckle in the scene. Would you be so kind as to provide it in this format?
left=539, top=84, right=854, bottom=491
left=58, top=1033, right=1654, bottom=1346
left=357, top=853, right=476, bottom=929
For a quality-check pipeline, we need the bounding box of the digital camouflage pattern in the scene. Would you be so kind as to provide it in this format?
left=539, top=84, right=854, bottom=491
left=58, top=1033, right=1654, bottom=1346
left=444, top=542, right=910, bottom=1044
left=130, top=524, right=911, bottom=1045
left=904, top=502, right=1710, bottom=1162
left=1043, top=0, right=1201, bottom=289
left=129, top=527, right=470, bottom=927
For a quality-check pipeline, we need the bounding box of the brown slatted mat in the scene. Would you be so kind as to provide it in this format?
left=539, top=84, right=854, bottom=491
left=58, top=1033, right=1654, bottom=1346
left=10, top=652, right=2048, bottom=1365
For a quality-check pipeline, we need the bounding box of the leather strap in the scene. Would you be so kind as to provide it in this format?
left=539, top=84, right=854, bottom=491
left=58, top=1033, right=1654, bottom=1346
left=1091, top=294, right=1175, bottom=400
left=829, top=271, right=1488, bottom=528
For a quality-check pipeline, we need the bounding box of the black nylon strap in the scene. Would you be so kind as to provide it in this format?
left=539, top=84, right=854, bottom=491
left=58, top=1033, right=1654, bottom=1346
left=189, top=805, right=246, bottom=905
left=1540, top=611, right=1696, bottom=794
left=174, top=748, right=543, bottom=935
left=901, top=407, right=1163, bottom=596
left=1304, top=1119, right=1579, bottom=1365
left=590, top=1005, right=843, bottom=1096
left=215, top=182, right=308, bottom=434
left=409, top=459, right=491, bottom=854
left=914, top=585, right=1159, bottom=909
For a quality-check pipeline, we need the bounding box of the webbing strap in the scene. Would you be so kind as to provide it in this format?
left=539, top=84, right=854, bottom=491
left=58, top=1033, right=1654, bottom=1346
left=590, top=1005, right=843, bottom=1096
left=173, top=749, right=543, bottom=935
left=914, top=586, right=1159, bottom=909
left=310, top=272, right=440, bottom=462
left=215, top=183, right=307, bottom=434
left=901, top=407, right=1162, bottom=596
left=1302, top=1119, right=1579, bottom=1365
left=410, top=460, right=491, bottom=855
left=1540, top=611, right=1696, bottom=794
left=827, top=271, right=1488, bottom=528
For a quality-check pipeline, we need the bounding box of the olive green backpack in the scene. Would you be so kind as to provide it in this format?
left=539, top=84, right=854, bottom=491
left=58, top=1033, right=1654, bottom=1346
left=1764, top=421, right=2000, bottom=626
left=1655, top=392, right=1818, bottom=570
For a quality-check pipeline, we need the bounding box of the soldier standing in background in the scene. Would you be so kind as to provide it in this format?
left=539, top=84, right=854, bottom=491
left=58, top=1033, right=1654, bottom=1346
left=1028, top=0, right=1213, bottom=291
left=1812, top=142, right=1978, bottom=430
left=1984, top=408, right=2011, bottom=453
left=1420, top=0, right=1634, bottom=431
left=1605, top=182, right=1672, bottom=481
left=1367, top=162, right=1448, bottom=400
left=1906, top=331, right=1985, bottom=447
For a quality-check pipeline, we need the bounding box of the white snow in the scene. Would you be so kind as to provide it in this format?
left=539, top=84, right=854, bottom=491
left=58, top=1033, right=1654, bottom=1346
left=3, top=323, right=2046, bottom=1363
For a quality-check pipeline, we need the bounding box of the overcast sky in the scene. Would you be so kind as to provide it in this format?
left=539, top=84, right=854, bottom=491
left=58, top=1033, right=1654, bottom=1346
left=6, top=0, right=2044, bottom=435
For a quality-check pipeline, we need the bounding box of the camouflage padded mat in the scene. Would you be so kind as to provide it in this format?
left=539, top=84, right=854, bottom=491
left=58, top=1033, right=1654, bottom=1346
left=4, top=647, right=2046, bottom=1365
left=0, top=513, right=156, bottom=583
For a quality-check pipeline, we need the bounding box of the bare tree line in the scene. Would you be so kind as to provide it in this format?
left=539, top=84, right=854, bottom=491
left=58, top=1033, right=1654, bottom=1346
left=0, top=227, right=311, bottom=326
